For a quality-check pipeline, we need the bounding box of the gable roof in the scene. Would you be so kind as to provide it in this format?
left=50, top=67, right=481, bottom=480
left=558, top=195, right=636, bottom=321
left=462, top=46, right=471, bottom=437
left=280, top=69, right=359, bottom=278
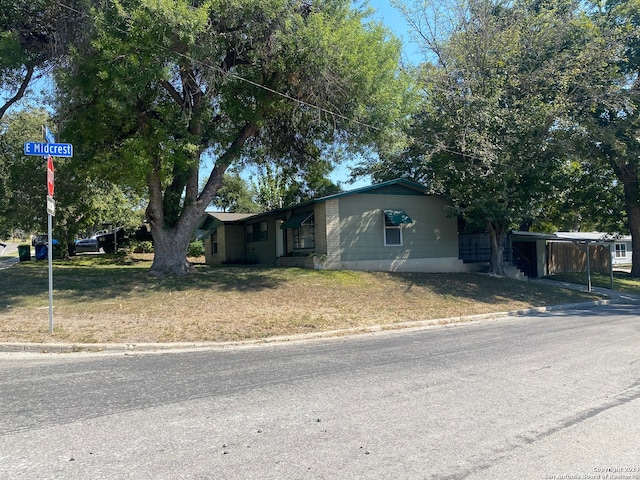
left=207, top=212, right=256, bottom=223
left=195, top=212, right=256, bottom=239
left=309, top=178, right=428, bottom=204
left=197, top=178, right=431, bottom=234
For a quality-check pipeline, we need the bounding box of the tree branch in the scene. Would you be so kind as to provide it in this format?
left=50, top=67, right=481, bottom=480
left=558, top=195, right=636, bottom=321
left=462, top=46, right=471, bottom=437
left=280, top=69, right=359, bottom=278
left=0, top=65, right=35, bottom=120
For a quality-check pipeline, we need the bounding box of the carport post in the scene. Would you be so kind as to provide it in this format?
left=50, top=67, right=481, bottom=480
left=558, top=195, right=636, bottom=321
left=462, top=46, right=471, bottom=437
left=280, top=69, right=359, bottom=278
left=585, top=241, right=592, bottom=292
left=609, top=244, right=614, bottom=290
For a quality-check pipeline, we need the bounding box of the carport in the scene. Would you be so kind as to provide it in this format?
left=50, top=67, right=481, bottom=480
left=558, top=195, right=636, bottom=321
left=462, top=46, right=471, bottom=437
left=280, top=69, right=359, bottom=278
left=509, top=231, right=616, bottom=291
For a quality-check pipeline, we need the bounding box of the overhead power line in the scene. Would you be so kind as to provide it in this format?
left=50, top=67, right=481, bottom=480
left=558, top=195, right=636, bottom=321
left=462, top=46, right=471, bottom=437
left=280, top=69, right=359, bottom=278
left=56, top=1, right=381, bottom=131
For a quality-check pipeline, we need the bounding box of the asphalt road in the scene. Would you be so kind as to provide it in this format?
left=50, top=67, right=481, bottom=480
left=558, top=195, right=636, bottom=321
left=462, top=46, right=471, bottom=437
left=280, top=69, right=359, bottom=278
left=1, top=302, right=639, bottom=480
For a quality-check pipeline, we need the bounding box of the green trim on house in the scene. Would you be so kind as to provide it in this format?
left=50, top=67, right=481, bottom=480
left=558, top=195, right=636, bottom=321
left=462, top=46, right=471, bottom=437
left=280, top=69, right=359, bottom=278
left=383, top=209, right=413, bottom=225
left=281, top=211, right=314, bottom=229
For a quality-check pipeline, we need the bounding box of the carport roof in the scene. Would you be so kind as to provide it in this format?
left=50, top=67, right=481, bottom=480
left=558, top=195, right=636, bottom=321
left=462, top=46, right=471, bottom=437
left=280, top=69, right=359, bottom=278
left=510, top=231, right=619, bottom=244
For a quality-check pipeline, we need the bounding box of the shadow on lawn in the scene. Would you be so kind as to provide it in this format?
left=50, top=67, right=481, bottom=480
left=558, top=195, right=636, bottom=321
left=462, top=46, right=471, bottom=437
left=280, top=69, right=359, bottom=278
left=385, top=271, right=598, bottom=306
left=0, top=256, right=603, bottom=309
left=0, top=258, right=287, bottom=307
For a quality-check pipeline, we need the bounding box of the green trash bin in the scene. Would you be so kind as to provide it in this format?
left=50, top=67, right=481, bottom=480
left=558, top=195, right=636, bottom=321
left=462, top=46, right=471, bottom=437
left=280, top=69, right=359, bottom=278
left=18, top=245, right=31, bottom=261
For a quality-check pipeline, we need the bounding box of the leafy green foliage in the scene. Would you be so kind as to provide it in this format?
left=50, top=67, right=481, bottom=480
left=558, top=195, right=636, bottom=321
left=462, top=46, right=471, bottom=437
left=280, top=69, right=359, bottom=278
left=187, top=240, right=204, bottom=257
left=212, top=172, right=260, bottom=213
left=0, top=107, right=145, bottom=244
left=0, top=0, right=84, bottom=117
left=56, top=0, right=409, bottom=274
left=575, top=0, right=640, bottom=275
left=363, top=0, right=615, bottom=274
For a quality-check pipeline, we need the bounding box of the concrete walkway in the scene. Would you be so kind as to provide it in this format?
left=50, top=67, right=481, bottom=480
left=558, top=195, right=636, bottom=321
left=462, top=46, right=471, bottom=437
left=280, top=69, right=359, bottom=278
left=0, top=241, right=22, bottom=270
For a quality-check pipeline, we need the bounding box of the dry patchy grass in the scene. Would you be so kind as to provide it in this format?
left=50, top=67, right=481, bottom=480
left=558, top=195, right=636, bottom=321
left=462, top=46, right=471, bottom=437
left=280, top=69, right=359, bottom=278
left=0, top=253, right=602, bottom=344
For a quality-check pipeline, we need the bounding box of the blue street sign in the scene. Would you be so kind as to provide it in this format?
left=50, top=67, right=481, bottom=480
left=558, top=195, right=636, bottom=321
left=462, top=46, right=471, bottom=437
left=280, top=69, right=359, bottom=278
left=24, top=142, right=73, bottom=158
left=44, top=126, right=56, bottom=144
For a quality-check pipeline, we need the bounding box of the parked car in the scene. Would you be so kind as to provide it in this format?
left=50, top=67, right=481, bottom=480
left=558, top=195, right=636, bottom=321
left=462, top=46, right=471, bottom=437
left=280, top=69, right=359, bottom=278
left=74, top=237, right=101, bottom=253
left=95, top=227, right=128, bottom=253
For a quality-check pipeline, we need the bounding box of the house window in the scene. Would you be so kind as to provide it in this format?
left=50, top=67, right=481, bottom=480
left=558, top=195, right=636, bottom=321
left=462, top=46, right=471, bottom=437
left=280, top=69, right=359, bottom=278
left=247, top=221, right=268, bottom=242
left=294, top=214, right=314, bottom=250
left=211, top=230, right=218, bottom=255
left=383, top=209, right=413, bottom=246
left=616, top=243, right=627, bottom=258
left=384, top=223, right=402, bottom=246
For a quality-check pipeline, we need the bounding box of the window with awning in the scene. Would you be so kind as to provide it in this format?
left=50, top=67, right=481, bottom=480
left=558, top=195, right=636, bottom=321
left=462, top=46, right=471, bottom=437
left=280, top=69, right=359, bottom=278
left=280, top=212, right=314, bottom=229
left=383, top=209, right=412, bottom=246
left=281, top=212, right=314, bottom=249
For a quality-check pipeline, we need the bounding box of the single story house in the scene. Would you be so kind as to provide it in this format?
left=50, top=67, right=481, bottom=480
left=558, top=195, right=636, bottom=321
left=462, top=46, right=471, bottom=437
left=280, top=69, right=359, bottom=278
left=196, top=178, right=474, bottom=273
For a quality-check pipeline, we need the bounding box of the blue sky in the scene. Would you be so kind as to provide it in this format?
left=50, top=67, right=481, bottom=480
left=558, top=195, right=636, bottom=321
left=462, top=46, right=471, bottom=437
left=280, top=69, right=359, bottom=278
left=328, top=0, right=419, bottom=189
left=365, top=0, right=422, bottom=65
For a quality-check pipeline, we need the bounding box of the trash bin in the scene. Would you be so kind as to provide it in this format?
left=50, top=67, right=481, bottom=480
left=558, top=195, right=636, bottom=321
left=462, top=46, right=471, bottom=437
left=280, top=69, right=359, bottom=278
left=18, top=245, right=31, bottom=261
left=35, top=244, right=48, bottom=260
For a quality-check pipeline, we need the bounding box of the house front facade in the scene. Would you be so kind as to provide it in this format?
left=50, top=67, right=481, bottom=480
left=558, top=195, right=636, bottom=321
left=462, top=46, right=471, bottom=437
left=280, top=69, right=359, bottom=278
left=196, top=179, right=473, bottom=273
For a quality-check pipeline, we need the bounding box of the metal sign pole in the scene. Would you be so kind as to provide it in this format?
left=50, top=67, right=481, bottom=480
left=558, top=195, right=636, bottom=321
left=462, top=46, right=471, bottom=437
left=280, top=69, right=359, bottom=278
left=43, top=126, right=55, bottom=334
left=47, top=211, right=54, bottom=333
left=23, top=127, right=73, bottom=334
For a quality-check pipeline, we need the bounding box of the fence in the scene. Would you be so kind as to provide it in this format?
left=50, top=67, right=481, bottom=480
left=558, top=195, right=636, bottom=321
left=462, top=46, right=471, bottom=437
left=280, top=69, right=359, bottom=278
left=547, top=242, right=611, bottom=275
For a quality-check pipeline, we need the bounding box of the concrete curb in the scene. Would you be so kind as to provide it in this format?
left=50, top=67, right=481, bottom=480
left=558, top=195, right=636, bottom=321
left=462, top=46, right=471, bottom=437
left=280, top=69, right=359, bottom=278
left=0, top=297, right=623, bottom=355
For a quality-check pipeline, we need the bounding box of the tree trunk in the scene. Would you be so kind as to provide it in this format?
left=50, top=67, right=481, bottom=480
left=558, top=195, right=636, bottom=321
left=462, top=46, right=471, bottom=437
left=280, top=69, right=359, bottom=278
left=487, top=221, right=506, bottom=276
left=624, top=191, right=640, bottom=278
left=149, top=224, right=194, bottom=276
left=143, top=120, right=258, bottom=276
left=614, top=163, right=640, bottom=278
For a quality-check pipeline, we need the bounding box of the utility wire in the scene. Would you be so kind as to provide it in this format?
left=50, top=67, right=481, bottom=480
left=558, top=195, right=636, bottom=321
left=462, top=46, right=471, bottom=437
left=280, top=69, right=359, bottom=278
left=56, top=1, right=381, bottom=131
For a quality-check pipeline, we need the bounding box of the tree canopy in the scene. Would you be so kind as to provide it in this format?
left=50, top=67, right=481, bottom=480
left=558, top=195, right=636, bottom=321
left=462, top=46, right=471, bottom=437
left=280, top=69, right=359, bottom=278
left=574, top=0, right=640, bottom=275
left=360, top=0, right=626, bottom=275
left=0, top=107, right=145, bottom=243
left=54, top=0, right=411, bottom=275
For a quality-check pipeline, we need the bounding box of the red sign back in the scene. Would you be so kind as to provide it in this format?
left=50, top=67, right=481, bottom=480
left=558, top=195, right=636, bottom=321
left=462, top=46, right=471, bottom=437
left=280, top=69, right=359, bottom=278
left=47, top=156, right=54, bottom=197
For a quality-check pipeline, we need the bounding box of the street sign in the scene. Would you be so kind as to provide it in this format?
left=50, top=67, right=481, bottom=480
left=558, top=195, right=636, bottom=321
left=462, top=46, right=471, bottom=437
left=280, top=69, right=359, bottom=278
left=47, top=156, right=54, bottom=197
left=47, top=195, right=55, bottom=216
left=24, top=142, right=73, bottom=158
left=44, top=126, right=56, bottom=144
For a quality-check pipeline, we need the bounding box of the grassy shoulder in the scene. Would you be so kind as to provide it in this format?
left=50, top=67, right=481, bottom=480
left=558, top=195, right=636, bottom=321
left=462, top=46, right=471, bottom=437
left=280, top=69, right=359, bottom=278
left=0, top=253, right=604, bottom=344
left=543, top=271, right=640, bottom=296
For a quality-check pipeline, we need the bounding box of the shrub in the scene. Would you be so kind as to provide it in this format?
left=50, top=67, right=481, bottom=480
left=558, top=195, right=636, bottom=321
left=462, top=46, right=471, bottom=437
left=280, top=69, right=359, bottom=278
left=187, top=240, right=204, bottom=257
left=139, top=240, right=154, bottom=253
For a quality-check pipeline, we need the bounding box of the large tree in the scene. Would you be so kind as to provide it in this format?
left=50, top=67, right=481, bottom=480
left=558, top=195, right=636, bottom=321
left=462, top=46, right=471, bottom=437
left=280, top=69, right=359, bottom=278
left=576, top=0, right=640, bottom=275
left=360, top=0, right=611, bottom=275
left=58, top=0, right=410, bottom=275
left=212, top=172, right=260, bottom=213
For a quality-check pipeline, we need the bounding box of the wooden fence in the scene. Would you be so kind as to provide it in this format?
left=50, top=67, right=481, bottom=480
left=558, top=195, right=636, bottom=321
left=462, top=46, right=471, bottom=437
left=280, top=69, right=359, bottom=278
left=547, top=242, right=611, bottom=275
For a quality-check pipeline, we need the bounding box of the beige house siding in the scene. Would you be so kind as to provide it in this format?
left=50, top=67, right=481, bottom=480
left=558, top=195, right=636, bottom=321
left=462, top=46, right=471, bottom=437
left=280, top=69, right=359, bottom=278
left=313, top=202, right=328, bottom=256
left=315, top=193, right=469, bottom=272
left=199, top=179, right=470, bottom=272
left=204, top=225, right=246, bottom=264
left=324, top=199, right=341, bottom=267
left=203, top=235, right=215, bottom=264
left=338, top=193, right=458, bottom=261
left=223, top=225, right=246, bottom=263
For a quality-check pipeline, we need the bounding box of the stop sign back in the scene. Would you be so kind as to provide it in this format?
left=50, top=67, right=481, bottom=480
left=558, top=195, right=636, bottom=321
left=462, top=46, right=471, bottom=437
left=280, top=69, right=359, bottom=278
left=47, top=155, right=54, bottom=197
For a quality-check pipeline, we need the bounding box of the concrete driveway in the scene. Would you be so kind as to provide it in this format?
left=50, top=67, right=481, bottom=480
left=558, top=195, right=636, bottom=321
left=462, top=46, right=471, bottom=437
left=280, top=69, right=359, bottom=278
left=0, top=241, right=22, bottom=269
left=1, top=241, right=19, bottom=255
